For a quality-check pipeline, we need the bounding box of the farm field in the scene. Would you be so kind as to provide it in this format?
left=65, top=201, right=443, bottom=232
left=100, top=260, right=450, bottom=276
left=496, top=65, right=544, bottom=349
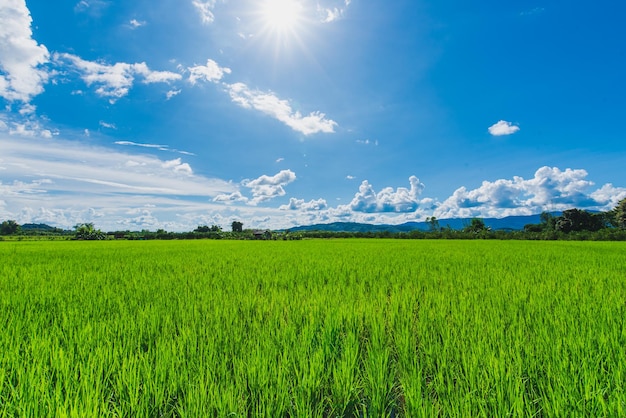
left=1, top=239, right=625, bottom=417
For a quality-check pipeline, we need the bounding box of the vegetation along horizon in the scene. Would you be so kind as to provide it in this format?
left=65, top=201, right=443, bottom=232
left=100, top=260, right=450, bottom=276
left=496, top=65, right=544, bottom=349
left=1, top=239, right=625, bottom=416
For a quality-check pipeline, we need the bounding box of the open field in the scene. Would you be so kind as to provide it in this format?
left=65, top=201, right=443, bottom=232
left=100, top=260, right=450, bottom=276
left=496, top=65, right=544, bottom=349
left=1, top=239, right=625, bottom=416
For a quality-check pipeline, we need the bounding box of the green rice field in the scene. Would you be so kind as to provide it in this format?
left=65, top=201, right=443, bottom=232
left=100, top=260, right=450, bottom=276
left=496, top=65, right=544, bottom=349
left=1, top=239, right=625, bottom=417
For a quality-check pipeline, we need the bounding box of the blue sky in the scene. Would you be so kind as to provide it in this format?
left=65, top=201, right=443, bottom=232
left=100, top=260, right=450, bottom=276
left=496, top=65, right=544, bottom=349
left=1, top=0, right=625, bottom=231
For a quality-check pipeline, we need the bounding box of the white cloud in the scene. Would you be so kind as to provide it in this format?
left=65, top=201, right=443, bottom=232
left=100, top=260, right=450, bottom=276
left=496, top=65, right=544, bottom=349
left=0, top=0, right=50, bottom=102
left=226, top=82, right=337, bottom=135
left=590, top=184, right=626, bottom=208
left=2, top=133, right=233, bottom=199
left=116, top=140, right=167, bottom=150
left=114, top=140, right=194, bottom=155
left=19, top=104, right=36, bottom=115
left=166, top=89, right=181, bottom=100
left=213, top=170, right=297, bottom=206
left=280, top=198, right=328, bottom=211
left=434, top=166, right=625, bottom=219
left=192, top=0, right=217, bottom=24
left=318, top=0, right=352, bottom=22
left=348, top=176, right=426, bottom=213
left=74, top=0, right=110, bottom=17
left=188, top=59, right=231, bottom=84
left=129, top=19, right=145, bottom=28
left=99, top=121, right=116, bottom=129
left=55, top=53, right=182, bottom=102
left=488, top=120, right=520, bottom=136
left=242, top=169, right=297, bottom=205
left=162, top=158, right=193, bottom=175
left=213, top=191, right=248, bottom=204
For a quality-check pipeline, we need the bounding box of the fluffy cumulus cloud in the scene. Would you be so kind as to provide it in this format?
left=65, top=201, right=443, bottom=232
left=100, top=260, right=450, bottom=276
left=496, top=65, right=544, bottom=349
left=348, top=176, right=426, bottom=213
left=55, top=53, right=182, bottom=102
left=434, top=166, right=626, bottom=219
left=226, top=83, right=337, bottom=135
left=280, top=198, right=328, bottom=211
left=188, top=59, right=231, bottom=84
left=161, top=158, right=193, bottom=175
left=0, top=0, right=50, bottom=102
left=488, top=120, right=520, bottom=136
left=213, top=170, right=297, bottom=206
left=243, top=170, right=297, bottom=204
left=213, top=190, right=248, bottom=204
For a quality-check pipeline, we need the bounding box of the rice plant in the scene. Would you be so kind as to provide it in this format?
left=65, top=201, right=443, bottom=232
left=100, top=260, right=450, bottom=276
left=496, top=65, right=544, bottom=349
left=1, top=239, right=625, bottom=416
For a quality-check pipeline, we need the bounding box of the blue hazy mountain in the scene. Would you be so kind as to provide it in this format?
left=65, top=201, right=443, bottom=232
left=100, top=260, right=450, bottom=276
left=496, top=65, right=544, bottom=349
left=287, top=214, right=554, bottom=233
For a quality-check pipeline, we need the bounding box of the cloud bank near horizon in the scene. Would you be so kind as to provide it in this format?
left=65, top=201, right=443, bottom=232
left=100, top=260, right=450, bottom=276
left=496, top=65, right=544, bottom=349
left=2, top=129, right=624, bottom=231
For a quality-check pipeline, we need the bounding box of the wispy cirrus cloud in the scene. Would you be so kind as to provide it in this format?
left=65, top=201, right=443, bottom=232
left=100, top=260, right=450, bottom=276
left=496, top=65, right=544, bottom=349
left=318, top=0, right=352, bottom=22
left=192, top=0, right=217, bottom=24
left=1, top=131, right=234, bottom=231
left=0, top=0, right=50, bottom=102
left=114, top=141, right=195, bottom=156
left=99, top=121, right=116, bottom=129
left=74, top=0, right=110, bottom=17
left=488, top=120, right=520, bottom=136
left=226, top=82, right=337, bottom=135
left=2, top=134, right=230, bottom=197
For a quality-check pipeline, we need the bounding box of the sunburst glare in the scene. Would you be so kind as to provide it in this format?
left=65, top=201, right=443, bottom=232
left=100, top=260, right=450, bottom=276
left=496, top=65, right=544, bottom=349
left=261, top=0, right=304, bottom=33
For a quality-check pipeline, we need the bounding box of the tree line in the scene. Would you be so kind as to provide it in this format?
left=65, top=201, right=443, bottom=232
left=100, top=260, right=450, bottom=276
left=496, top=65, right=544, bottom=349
left=2, top=198, right=625, bottom=241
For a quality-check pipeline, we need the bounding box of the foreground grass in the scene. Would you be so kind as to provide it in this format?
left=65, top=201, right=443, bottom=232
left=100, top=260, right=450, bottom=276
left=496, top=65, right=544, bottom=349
left=1, top=240, right=625, bottom=416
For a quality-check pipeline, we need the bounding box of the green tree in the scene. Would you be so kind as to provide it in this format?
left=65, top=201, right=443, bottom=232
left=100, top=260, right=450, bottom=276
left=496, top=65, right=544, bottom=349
left=555, top=209, right=604, bottom=233
left=0, top=220, right=20, bottom=235
left=540, top=212, right=557, bottom=231
left=614, top=198, right=626, bottom=229
left=231, top=221, right=243, bottom=233
left=74, top=223, right=106, bottom=240
left=464, top=218, right=488, bottom=233
left=426, top=216, right=440, bottom=232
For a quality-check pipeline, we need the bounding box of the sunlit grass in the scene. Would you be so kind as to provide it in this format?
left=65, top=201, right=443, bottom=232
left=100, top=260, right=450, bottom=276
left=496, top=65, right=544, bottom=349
left=1, top=240, right=625, bottom=416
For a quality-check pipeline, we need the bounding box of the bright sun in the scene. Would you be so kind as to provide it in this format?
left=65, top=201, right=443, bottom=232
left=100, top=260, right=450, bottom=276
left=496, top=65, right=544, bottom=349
left=261, top=0, right=303, bottom=32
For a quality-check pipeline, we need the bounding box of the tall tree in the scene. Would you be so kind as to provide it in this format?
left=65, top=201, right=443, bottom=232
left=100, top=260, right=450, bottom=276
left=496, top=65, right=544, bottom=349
left=614, top=198, right=626, bottom=229
left=0, top=220, right=20, bottom=235
left=426, top=216, right=440, bottom=232
left=231, top=221, right=243, bottom=233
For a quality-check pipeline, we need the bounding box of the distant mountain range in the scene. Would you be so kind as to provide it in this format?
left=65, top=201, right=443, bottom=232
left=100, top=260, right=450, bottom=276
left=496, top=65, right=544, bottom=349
left=20, top=223, right=61, bottom=231
left=15, top=213, right=557, bottom=234
left=287, top=214, right=555, bottom=233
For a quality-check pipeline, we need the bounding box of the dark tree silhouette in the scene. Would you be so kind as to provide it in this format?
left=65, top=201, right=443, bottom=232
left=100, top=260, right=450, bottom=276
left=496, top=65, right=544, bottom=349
left=231, top=221, right=243, bottom=233
left=0, top=220, right=20, bottom=235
